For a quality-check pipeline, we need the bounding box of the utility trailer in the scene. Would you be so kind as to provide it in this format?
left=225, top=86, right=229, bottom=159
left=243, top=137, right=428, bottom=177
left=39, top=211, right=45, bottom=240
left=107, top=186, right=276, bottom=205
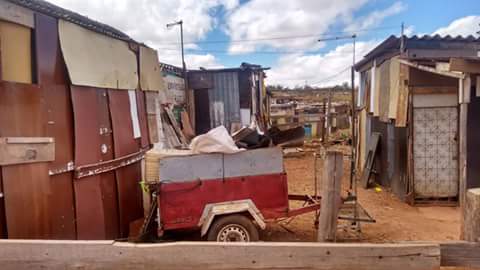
left=150, top=147, right=321, bottom=242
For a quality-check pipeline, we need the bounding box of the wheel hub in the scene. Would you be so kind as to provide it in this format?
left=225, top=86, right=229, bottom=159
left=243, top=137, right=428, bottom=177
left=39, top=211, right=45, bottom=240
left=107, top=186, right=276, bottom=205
left=217, top=224, right=250, bottom=242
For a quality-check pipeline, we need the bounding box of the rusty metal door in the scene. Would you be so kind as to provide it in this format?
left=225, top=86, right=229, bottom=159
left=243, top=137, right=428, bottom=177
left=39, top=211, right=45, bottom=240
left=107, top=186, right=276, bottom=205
left=413, top=107, right=458, bottom=198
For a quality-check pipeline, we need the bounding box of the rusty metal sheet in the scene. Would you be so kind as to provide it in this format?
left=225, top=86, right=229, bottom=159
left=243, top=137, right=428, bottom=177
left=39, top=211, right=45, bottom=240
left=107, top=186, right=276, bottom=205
left=109, top=89, right=143, bottom=237
left=71, top=86, right=121, bottom=239
left=70, top=86, right=103, bottom=166
left=48, top=173, right=76, bottom=239
left=2, top=163, right=52, bottom=238
left=108, top=89, right=139, bottom=156
left=115, top=162, right=143, bottom=237
left=73, top=175, right=106, bottom=240
left=0, top=81, right=46, bottom=136
left=74, top=171, right=120, bottom=240
left=99, top=171, right=120, bottom=239
left=0, top=168, right=6, bottom=238
left=136, top=90, right=150, bottom=148
left=0, top=81, right=62, bottom=239
left=44, top=84, right=74, bottom=170
left=35, top=13, right=68, bottom=85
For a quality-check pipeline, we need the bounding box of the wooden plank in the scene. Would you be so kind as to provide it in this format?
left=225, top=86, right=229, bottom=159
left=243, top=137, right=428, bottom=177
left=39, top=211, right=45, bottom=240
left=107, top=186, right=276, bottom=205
left=378, top=59, right=391, bottom=122
left=388, top=58, right=400, bottom=119
left=360, top=132, right=381, bottom=189
left=410, top=86, right=457, bottom=95
left=0, top=20, right=32, bottom=83
left=395, top=64, right=409, bottom=127
left=318, top=151, right=343, bottom=242
left=0, top=137, right=55, bottom=165
left=399, top=59, right=464, bottom=79
left=0, top=240, right=440, bottom=270
left=449, top=58, right=480, bottom=74
left=440, top=241, right=480, bottom=267
left=462, top=188, right=480, bottom=242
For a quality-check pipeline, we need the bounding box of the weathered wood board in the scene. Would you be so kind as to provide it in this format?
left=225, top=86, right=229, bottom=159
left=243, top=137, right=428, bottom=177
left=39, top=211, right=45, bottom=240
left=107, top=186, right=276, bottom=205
left=0, top=240, right=441, bottom=270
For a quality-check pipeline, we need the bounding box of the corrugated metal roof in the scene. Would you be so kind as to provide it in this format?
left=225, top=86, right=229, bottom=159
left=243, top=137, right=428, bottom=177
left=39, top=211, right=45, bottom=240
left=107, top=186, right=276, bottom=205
left=7, top=0, right=133, bottom=41
left=355, top=34, right=480, bottom=70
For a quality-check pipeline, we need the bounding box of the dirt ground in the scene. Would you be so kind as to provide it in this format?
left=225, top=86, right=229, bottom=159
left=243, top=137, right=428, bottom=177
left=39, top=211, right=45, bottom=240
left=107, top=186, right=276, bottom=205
left=261, top=150, right=461, bottom=243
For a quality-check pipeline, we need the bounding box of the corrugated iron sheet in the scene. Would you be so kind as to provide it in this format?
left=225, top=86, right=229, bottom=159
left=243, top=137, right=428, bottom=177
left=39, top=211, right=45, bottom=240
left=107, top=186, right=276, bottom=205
left=209, top=72, right=241, bottom=131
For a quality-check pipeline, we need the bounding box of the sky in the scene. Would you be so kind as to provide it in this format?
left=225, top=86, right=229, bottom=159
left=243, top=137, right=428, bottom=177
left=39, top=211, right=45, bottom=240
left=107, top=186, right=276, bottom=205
left=49, top=0, right=480, bottom=87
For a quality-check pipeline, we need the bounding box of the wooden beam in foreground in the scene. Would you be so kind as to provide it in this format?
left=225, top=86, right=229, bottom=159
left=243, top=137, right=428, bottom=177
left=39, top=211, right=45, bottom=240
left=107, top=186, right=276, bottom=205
left=440, top=241, right=480, bottom=268
left=0, top=240, right=440, bottom=270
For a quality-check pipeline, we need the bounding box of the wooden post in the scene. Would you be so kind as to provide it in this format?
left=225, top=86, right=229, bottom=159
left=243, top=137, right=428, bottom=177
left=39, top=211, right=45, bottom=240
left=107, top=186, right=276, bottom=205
left=317, top=151, right=343, bottom=242
left=462, top=188, right=480, bottom=242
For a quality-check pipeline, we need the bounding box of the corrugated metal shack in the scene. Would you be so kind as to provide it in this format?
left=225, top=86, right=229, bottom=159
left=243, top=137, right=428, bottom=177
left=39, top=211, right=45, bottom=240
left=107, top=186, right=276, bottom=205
left=354, top=35, right=480, bottom=204
left=0, top=0, right=168, bottom=239
left=187, top=63, right=269, bottom=134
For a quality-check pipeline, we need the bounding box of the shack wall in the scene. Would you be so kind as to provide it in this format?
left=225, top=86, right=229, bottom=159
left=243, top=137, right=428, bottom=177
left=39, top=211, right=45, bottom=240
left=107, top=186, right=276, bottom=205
left=0, top=4, right=151, bottom=240
left=467, top=83, right=480, bottom=189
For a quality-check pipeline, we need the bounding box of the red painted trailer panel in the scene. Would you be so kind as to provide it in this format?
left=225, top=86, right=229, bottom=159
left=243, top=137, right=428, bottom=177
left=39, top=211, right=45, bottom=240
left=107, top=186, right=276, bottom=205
left=159, top=173, right=289, bottom=231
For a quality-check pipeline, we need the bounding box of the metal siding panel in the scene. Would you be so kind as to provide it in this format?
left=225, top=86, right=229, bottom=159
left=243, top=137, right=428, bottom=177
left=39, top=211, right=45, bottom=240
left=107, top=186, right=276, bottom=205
left=159, top=153, right=223, bottom=182
left=209, top=72, right=240, bottom=131
left=45, top=85, right=75, bottom=171
left=224, top=148, right=284, bottom=178
left=115, top=163, right=143, bottom=237
left=48, top=173, right=76, bottom=239
left=71, top=86, right=102, bottom=166
left=108, top=90, right=143, bottom=237
left=35, top=13, right=68, bottom=85
left=2, top=163, right=51, bottom=238
left=99, top=171, right=120, bottom=239
left=108, top=89, right=139, bottom=156
left=74, top=176, right=107, bottom=239
left=0, top=169, right=6, bottom=238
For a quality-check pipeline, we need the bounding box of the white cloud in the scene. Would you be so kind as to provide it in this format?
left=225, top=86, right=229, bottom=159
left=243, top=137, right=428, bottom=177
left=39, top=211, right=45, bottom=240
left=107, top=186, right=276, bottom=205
left=225, top=0, right=369, bottom=54
left=434, top=15, right=480, bottom=37
left=159, top=51, right=224, bottom=69
left=266, top=40, right=380, bottom=88
left=47, top=0, right=236, bottom=66
left=345, top=2, right=407, bottom=32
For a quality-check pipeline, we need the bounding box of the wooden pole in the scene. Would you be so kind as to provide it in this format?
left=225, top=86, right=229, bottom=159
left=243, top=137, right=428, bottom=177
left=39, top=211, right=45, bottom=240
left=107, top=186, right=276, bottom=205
left=462, top=188, right=480, bottom=242
left=317, top=151, right=343, bottom=242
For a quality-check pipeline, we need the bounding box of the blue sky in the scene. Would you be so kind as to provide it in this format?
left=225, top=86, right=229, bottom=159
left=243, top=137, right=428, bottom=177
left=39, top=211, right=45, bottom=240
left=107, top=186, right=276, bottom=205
left=50, top=0, right=480, bottom=87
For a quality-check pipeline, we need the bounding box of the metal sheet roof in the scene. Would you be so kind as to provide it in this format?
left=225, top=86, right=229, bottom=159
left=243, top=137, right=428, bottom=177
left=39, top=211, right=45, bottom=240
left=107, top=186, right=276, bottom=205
left=355, top=34, right=480, bottom=71
left=7, top=0, right=133, bottom=41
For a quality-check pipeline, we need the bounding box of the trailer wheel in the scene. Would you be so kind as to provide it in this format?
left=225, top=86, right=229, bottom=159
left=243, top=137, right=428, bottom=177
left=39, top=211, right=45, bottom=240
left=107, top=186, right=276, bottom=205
left=207, top=214, right=259, bottom=242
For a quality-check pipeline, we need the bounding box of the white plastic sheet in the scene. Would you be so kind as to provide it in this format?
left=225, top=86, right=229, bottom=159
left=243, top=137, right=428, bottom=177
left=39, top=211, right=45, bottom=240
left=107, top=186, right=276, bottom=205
left=189, top=126, right=244, bottom=154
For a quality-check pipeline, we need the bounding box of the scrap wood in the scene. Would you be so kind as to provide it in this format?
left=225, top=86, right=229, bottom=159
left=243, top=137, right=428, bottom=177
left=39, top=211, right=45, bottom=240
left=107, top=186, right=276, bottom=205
left=163, top=107, right=188, bottom=145
left=180, top=110, right=195, bottom=140
left=360, top=132, right=381, bottom=189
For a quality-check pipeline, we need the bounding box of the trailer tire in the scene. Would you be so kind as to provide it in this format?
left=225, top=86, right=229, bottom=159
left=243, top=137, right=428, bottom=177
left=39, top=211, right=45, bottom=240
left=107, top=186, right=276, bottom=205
left=207, top=214, right=259, bottom=242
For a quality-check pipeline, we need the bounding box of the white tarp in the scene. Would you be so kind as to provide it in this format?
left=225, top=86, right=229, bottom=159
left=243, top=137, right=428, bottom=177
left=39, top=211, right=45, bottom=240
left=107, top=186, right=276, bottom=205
left=189, top=125, right=244, bottom=154
left=58, top=20, right=138, bottom=90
